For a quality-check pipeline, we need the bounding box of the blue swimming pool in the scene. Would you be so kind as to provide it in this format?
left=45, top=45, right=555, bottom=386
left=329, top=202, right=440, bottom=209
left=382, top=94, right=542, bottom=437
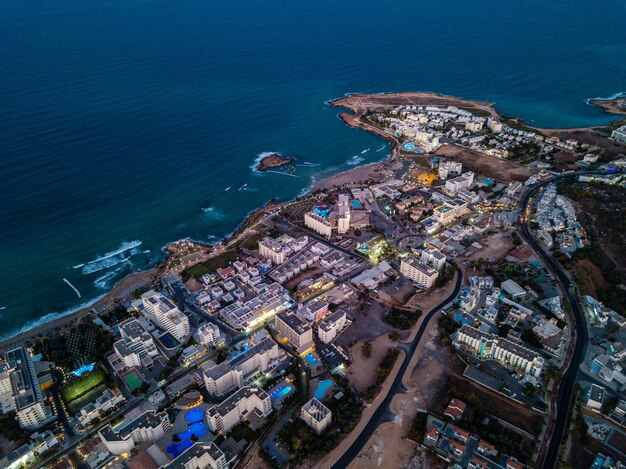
left=454, top=311, right=473, bottom=325
left=314, top=379, right=333, bottom=400
left=305, top=353, right=318, bottom=367
left=351, top=200, right=362, bottom=209
left=270, top=385, right=293, bottom=400
left=167, top=408, right=208, bottom=458
left=185, top=407, right=204, bottom=424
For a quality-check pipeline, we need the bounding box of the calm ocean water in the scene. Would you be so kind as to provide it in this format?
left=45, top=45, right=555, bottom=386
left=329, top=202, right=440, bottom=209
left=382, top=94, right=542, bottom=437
left=1, top=0, right=625, bottom=338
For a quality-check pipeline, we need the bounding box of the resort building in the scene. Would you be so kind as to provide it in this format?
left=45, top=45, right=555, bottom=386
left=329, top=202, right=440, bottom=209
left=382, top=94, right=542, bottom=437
left=421, top=247, right=446, bottom=271
left=110, top=319, right=160, bottom=371
left=298, top=299, right=329, bottom=322
left=164, top=442, right=228, bottom=469
left=465, top=121, right=483, bottom=132
left=337, top=194, right=351, bottom=234
left=304, top=211, right=333, bottom=238
left=455, top=324, right=544, bottom=381
left=258, top=234, right=309, bottom=264
left=487, top=117, right=503, bottom=133
left=206, top=386, right=272, bottom=434
left=438, top=160, right=462, bottom=180
left=318, top=309, right=348, bottom=344
left=300, top=398, right=332, bottom=434
left=99, top=410, right=170, bottom=455
left=611, top=125, right=626, bottom=144
left=400, top=256, right=439, bottom=289
left=218, top=282, right=291, bottom=331
left=202, top=338, right=286, bottom=396
left=0, top=347, right=55, bottom=430
left=275, top=311, right=314, bottom=354
left=193, top=323, right=221, bottom=347
left=433, top=198, right=468, bottom=224
left=444, top=171, right=474, bottom=195
left=76, top=388, right=125, bottom=429
left=141, top=291, right=190, bottom=341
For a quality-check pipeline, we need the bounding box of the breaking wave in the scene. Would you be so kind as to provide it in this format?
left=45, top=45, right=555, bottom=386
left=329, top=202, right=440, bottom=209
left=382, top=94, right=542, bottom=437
left=79, top=240, right=143, bottom=275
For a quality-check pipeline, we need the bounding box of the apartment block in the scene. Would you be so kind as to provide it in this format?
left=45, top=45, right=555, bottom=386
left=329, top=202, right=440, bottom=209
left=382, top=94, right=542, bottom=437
left=203, top=338, right=285, bottom=396
left=141, top=291, right=190, bottom=341
left=206, top=386, right=272, bottom=434
left=400, top=256, right=439, bottom=289
left=164, top=442, right=228, bottom=469
left=0, top=347, right=55, bottom=430
left=99, top=410, right=170, bottom=455
left=275, top=311, right=313, bottom=354
left=455, top=324, right=544, bottom=380
left=300, top=398, right=332, bottom=434
left=318, top=309, right=347, bottom=344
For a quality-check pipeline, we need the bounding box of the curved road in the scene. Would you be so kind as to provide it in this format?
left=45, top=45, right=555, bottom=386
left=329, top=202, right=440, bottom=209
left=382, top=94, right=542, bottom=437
left=517, top=174, right=591, bottom=469
left=330, top=267, right=463, bottom=469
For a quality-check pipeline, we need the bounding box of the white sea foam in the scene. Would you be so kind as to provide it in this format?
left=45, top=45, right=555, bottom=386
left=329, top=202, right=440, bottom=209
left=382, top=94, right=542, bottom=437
left=93, top=266, right=127, bottom=289
left=585, top=91, right=626, bottom=105
left=0, top=293, right=108, bottom=342
left=79, top=240, right=142, bottom=275
left=376, top=145, right=387, bottom=152
left=201, top=206, right=227, bottom=220
left=250, top=151, right=281, bottom=173
left=265, top=170, right=299, bottom=178
left=347, top=156, right=365, bottom=166
left=361, top=148, right=370, bottom=154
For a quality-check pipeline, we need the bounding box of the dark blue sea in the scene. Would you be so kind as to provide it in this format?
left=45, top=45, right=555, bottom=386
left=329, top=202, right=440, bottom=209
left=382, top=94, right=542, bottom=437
left=1, top=0, right=625, bottom=338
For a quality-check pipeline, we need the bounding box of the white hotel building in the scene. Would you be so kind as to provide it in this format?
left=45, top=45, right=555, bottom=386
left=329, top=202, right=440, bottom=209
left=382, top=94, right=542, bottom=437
left=400, top=256, right=439, bottom=289
left=203, top=338, right=286, bottom=397
left=258, top=234, right=309, bottom=265
left=0, top=347, right=55, bottom=430
left=455, top=324, right=544, bottom=381
left=164, top=442, right=228, bottom=469
left=141, top=290, right=190, bottom=342
left=318, top=309, right=347, bottom=344
left=206, top=386, right=272, bottom=434
left=300, top=398, right=332, bottom=434
left=99, top=410, right=170, bottom=455
left=304, top=212, right=333, bottom=238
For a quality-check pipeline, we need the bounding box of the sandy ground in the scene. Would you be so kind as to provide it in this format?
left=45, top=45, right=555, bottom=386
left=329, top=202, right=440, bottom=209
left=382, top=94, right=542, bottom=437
left=321, top=272, right=461, bottom=469
left=332, top=92, right=498, bottom=118
left=466, top=231, right=514, bottom=265
left=347, top=322, right=446, bottom=469
left=314, top=161, right=388, bottom=191
left=346, top=334, right=395, bottom=393
left=434, top=144, right=534, bottom=182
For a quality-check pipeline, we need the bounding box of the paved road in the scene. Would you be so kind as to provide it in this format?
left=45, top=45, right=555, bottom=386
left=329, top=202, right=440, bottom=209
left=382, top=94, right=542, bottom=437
left=329, top=268, right=463, bottom=469
left=516, top=175, right=591, bottom=469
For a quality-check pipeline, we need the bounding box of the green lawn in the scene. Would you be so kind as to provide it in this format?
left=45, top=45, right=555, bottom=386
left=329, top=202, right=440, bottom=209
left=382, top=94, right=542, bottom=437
left=62, top=370, right=106, bottom=402
left=186, top=250, right=237, bottom=278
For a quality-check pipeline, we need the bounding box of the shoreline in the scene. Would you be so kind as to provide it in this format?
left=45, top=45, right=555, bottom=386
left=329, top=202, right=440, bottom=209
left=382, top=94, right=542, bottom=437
left=2, top=91, right=623, bottom=350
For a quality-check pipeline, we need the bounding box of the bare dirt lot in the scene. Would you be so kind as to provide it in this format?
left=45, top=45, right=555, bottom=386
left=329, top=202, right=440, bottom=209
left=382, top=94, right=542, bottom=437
left=434, top=144, right=534, bottom=182
left=345, top=334, right=394, bottom=393
left=332, top=92, right=498, bottom=118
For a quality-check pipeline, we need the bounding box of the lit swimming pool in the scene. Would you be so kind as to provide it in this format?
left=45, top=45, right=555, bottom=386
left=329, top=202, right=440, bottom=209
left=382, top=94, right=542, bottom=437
left=314, top=379, right=333, bottom=399
left=185, top=407, right=204, bottom=424
left=305, top=353, right=318, bottom=367
left=166, top=408, right=208, bottom=458
left=270, top=385, right=293, bottom=400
